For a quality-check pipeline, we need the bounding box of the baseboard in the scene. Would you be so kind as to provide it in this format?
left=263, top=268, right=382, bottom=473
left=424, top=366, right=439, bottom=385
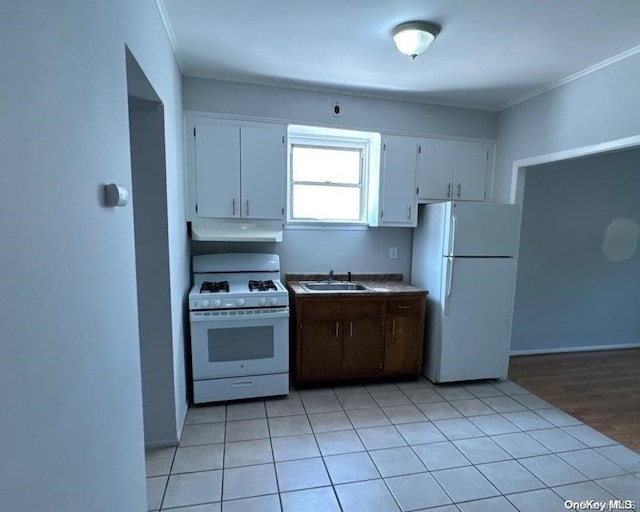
left=144, top=438, right=179, bottom=450
left=510, top=342, right=640, bottom=356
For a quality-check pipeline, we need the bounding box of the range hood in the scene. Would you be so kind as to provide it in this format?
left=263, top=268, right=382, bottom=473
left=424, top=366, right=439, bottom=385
left=190, top=220, right=283, bottom=242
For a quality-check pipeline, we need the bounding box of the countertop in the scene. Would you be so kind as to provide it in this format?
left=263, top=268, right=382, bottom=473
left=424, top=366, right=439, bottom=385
left=286, top=273, right=427, bottom=297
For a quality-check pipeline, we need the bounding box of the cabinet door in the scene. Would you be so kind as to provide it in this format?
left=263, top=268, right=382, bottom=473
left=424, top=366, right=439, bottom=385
left=300, top=319, right=343, bottom=381
left=452, top=143, right=490, bottom=201
left=379, top=135, right=418, bottom=226
left=241, top=124, right=286, bottom=220
left=384, top=315, right=424, bottom=375
left=342, top=317, right=385, bottom=377
left=194, top=124, right=241, bottom=218
left=417, top=139, right=455, bottom=201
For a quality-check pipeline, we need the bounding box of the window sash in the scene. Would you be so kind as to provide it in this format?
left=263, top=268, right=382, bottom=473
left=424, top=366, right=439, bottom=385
left=290, top=144, right=363, bottom=185
left=289, top=142, right=366, bottom=223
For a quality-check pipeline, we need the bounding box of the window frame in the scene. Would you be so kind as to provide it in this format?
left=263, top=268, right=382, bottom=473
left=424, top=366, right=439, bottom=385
left=286, top=125, right=379, bottom=226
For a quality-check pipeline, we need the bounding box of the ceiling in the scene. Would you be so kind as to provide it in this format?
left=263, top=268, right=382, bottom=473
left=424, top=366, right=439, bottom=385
left=159, top=0, right=640, bottom=111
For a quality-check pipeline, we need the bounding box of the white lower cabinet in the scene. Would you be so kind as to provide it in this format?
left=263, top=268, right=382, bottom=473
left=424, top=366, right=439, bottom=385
left=417, top=138, right=493, bottom=202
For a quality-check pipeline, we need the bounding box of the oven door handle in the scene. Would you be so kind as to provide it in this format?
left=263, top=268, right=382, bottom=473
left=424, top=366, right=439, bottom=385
left=189, top=308, right=290, bottom=322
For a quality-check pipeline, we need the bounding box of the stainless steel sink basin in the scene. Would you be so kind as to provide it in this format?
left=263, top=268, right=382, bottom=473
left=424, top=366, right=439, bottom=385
left=301, top=281, right=371, bottom=292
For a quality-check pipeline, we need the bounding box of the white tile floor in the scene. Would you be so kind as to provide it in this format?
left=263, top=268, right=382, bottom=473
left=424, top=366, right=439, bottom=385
left=146, top=378, right=640, bottom=511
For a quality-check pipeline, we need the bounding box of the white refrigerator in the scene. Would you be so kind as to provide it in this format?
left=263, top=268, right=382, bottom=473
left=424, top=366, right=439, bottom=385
left=411, top=201, right=521, bottom=383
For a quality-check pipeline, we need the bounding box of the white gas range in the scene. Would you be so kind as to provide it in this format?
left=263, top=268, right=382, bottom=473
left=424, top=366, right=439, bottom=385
left=188, top=253, right=290, bottom=404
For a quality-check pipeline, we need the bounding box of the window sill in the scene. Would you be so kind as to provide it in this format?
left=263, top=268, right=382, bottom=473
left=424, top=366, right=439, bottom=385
left=284, top=222, right=369, bottom=231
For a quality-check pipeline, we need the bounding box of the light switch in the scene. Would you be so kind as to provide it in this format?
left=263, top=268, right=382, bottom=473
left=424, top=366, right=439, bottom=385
left=389, top=247, right=398, bottom=259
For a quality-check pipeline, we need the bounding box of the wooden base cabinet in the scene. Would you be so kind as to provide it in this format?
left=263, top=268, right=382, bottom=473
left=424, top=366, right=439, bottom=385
left=384, top=298, right=425, bottom=375
left=299, top=318, right=344, bottom=381
left=292, top=294, right=425, bottom=384
left=342, top=317, right=385, bottom=378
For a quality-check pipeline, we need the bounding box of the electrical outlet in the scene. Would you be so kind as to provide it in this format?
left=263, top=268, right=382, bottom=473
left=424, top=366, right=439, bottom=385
left=389, top=247, right=398, bottom=259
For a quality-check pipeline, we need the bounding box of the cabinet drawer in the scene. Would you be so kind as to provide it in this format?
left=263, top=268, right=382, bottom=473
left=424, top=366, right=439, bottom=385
left=302, top=299, right=384, bottom=318
left=386, top=297, right=424, bottom=315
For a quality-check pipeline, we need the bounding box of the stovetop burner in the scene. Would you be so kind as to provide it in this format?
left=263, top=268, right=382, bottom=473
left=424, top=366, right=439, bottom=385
left=248, top=279, right=277, bottom=292
left=200, top=281, right=229, bottom=293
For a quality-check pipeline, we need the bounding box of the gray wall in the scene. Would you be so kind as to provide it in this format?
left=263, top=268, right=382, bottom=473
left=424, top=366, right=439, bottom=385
left=183, top=78, right=498, bottom=140
left=192, top=227, right=414, bottom=279
left=511, top=149, right=640, bottom=353
left=184, top=78, right=498, bottom=276
left=494, top=52, right=640, bottom=204
left=0, top=2, right=188, bottom=510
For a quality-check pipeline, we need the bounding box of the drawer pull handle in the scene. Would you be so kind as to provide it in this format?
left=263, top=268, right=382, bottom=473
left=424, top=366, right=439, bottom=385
left=232, top=380, right=254, bottom=388
left=335, top=321, right=339, bottom=338
left=392, top=319, right=396, bottom=335
left=397, top=305, right=411, bottom=309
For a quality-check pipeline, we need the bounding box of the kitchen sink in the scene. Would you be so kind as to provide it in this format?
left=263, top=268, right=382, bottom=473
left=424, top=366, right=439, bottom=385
left=300, top=281, right=372, bottom=292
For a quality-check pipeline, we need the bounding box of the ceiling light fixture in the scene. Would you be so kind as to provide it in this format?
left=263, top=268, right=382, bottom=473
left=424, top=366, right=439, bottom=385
left=392, top=21, right=440, bottom=60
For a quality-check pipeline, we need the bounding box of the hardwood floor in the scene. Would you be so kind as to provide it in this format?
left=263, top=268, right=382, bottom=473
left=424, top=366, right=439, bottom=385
left=508, top=348, right=640, bottom=453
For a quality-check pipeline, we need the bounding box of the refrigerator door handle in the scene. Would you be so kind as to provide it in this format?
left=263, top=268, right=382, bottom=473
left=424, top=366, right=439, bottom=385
left=448, top=214, right=457, bottom=256
left=445, top=257, right=454, bottom=315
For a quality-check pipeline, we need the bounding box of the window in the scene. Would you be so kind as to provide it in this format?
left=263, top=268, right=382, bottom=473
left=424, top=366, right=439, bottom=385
left=287, top=125, right=380, bottom=224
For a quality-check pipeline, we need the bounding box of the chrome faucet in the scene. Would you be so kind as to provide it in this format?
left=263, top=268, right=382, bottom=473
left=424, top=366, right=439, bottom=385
left=328, top=269, right=335, bottom=281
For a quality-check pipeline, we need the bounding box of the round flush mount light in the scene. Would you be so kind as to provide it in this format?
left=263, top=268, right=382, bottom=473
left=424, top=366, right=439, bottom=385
left=392, top=21, right=440, bottom=60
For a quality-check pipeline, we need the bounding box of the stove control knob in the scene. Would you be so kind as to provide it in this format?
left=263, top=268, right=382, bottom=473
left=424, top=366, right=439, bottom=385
left=201, top=300, right=210, bottom=308
left=236, top=298, right=245, bottom=307
left=259, top=298, right=267, bottom=306
left=269, top=297, right=278, bottom=305
left=213, top=299, right=222, bottom=307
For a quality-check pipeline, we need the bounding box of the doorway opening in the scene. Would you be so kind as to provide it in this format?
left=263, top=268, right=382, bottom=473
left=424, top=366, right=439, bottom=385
left=126, top=48, right=175, bottom=446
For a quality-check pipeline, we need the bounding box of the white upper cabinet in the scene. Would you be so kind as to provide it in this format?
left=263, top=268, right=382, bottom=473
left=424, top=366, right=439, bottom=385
left=452, top=143, right=491, bottom=201
left=194, top=124, right=241, bottom=218
left=190, top=119, right=286, bottom=221
left=416, top=139, right=455, bottom=201
left=417, top=139, right=493, bottom=202
left=373, top=135, right=418, bottom=227
left=240, top=124, right=286, bottom=220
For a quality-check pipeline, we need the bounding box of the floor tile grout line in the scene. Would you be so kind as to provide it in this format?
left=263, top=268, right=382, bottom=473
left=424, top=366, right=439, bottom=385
left=554, top=447, right=631, bottom=480
left=152, top=445, right=179, bottom=510
left=263, top=401, right=285, bottom=509
left=217, top=403, right=228, bottom=504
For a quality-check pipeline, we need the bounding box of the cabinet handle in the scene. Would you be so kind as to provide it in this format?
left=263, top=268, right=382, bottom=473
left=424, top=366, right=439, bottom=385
left=349, top=321, right=353, bottom=338
left=456, top=183, right=462, bottom=198
left=246, top=199, right=250, bottom=216
left=407, top=205, right=412, bottom=219
left=232, top=197, right=236, bottom=216
left=446, top=183, right=451, bottom=198
left=392, top=319, right=396, bottom=335
left=335, top=321, right=339, bottom=338
left=398, top=305, right=411, bottom=309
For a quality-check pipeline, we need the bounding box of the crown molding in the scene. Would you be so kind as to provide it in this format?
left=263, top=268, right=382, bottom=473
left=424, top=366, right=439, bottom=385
left=155, top=0, right=184, bottom=74
left=500, top=45, right=640, bottom=111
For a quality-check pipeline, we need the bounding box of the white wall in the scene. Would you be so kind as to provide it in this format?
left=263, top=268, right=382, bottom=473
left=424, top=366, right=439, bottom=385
left=184, top=78, right=498, bottom=276
left=0, top=2, right=188, bottom=510
left=512, top=149, right=640, bottom=353
left=494, top=52, right=640, bottom=204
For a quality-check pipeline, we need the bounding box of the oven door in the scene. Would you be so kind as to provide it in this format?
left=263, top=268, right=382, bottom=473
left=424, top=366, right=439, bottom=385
left=189, top=307, right=289, bottom=380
